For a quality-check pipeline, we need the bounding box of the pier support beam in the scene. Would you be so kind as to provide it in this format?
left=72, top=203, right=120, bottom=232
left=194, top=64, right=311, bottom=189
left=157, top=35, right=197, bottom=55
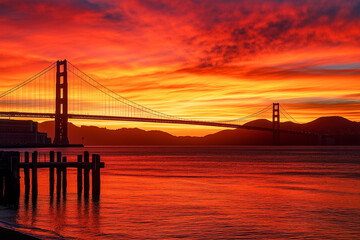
left=56, top=152, right=62, bottom=196
left=49, top=151, right=54, bottom=196
left=0, top=152, right=3, bottom=202
left=77, top=155, right=82, bottom=195
left=8, top=152, right=20, bottom=202
left=84, top=151, right=90, bottom=196
left=4, top=165, right=10, bottom=200
left=92, top=154, right=101, bottom=196
left=0, top=175, right=3, bottom=202
left=62, top=156, right=67, bottom=195
left=24, top=152, right=30, bottom=196
left=31, top=151, right=38, bottom=198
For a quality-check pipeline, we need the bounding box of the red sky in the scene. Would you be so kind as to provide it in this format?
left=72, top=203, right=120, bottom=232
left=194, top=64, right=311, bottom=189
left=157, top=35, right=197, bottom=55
left=1, top=0, right=360, bottom=136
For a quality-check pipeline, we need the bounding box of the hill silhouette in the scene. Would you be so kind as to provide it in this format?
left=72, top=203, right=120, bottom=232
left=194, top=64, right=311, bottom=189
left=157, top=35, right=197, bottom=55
left=38, top=116, right=360, bottom=145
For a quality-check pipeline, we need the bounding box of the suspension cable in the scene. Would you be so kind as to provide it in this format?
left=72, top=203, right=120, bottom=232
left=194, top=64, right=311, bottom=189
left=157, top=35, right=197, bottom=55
left=0, top=62, right=56, bottom=98
left=280, top=104, right=299, bottom=123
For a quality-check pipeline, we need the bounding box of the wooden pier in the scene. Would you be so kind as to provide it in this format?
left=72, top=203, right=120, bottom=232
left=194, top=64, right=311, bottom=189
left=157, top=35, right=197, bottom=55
left=0, top=151, right=104, bottom=203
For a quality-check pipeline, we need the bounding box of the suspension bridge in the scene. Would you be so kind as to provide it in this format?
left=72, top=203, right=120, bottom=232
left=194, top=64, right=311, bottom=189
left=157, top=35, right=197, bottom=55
left=0, top=60, right=302, bottom=145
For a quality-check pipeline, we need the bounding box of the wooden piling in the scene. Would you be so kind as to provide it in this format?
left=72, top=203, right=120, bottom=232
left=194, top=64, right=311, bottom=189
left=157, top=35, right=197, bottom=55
left=31, top=151, right=38, bottom=197
left=1, top=152, right=9, bottom=201
left=0, top=150, right=104, bottom=203
left=24, top=152, right=30, bottom=195
left=49, top=151, right=54, bottom=196
left=62, top=156, right=67, bottom=194
left=0, top=175, right=3, bottom=200
left=2, top=152, right=20, bottom=202
left=0, top=152, right=3, bottom=201
left=4, top=153, right=11, bottom=200
left=56, top=152, right=62, bottom=195
left=84, top=151, right=89, bottom=196
left=77, top=155, right=82, bottom=195
left=11, top=152, right=20, bottom=202
left=0, top=175, right=3, bottom=201
left=92, top=154, right=101, bottom=196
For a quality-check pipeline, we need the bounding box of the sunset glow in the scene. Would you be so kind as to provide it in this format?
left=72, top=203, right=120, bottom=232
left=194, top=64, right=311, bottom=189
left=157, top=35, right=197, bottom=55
left=1, top=0, right=360, bottom=135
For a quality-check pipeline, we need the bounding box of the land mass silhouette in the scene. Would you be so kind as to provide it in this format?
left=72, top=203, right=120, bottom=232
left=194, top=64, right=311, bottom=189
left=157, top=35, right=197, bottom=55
left=38, top=116, right=360, bottom=145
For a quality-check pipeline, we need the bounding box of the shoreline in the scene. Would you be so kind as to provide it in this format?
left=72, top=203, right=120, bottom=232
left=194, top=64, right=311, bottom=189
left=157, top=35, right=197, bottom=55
left=0, top=226, right=40, bottom=240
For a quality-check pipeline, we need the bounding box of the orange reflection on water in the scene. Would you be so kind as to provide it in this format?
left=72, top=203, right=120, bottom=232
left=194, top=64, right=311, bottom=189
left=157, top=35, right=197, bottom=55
left=2, top=146, right=359, bottom=239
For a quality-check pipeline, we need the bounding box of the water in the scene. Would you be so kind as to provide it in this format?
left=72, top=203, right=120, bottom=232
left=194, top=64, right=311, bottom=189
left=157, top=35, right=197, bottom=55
left=0, top=146, right=360, bottom=239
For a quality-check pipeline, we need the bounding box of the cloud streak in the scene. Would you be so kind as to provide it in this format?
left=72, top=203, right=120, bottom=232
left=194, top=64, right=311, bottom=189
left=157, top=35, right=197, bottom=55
left=0, top=0, right=360, bottom=134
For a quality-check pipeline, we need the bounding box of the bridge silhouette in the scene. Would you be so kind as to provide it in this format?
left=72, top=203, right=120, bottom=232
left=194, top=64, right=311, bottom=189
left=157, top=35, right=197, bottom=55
left=0, top=60, right=304, bottom=145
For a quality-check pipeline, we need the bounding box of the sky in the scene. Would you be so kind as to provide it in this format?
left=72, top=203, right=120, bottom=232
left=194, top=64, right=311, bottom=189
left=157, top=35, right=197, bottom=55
left=0, top=0, right=360, bottom=136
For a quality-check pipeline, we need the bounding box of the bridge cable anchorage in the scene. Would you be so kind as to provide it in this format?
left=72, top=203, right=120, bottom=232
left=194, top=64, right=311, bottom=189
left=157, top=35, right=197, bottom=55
left=279, top=104, right=299, bottom=123
left=0, top=62, right=56, bottom=99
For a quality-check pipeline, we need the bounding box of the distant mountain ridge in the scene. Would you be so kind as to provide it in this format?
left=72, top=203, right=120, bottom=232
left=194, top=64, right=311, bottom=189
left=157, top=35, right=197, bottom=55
left=245, top=116, right=360, bottom=134
left=38, top=116, right=360, bottom=145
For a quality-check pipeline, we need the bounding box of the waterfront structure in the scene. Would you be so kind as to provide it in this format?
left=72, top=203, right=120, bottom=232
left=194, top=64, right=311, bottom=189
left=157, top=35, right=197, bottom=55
left=0, top=119, right=51, bottom=146
left=0, top=151, right=104, bottom=203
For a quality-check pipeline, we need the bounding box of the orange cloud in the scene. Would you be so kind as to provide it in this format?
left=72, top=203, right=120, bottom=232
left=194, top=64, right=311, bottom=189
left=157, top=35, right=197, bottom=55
left=0, top=0, right=360, bottom=135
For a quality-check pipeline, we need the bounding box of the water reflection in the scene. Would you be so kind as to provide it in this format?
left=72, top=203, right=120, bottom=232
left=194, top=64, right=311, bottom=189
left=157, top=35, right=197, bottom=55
left=0, top=146, right=359, bottom=239
left=15, top=187, right=101, bottom=239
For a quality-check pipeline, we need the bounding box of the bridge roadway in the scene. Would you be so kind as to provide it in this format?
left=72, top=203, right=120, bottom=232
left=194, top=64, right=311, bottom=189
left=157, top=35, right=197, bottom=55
left=0, top=111, right=316, bottom=136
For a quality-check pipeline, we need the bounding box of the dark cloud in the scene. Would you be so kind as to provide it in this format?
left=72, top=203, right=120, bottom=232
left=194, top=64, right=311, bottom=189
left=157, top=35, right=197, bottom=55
left=199, top=44, right=240, bottom=66
left=103, top=12, right=123, bottom=21
left=231, top=28, right=250, bottom=41
left=137, top=0, right=183, bottom=17
left=0, top=0, right=359, bottom=77
left=352, top=2, right=360, bottom=18
left=259, top=19, right=294, bottom=41
left=0, top=3, right=12, bottom=15
left=0, top=0, right=111, bottom=22
left=68, top=0, right=109, bottom=11
left=139, top=0, right=172, bottom=11
left=194, top=0, right=360, bottom=67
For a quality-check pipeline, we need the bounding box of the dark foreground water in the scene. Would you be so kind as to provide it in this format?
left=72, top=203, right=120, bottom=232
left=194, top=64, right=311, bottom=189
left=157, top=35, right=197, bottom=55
left=0, top=146, right=360, bottom=239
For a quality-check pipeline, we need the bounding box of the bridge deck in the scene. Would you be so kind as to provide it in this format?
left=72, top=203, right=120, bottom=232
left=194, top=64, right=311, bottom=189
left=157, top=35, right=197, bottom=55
left=0, top=111, right=316, bottom=136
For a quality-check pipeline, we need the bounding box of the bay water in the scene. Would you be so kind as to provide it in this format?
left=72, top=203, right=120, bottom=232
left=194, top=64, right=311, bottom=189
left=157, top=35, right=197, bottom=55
left=0, top=146, right=359, bottom=239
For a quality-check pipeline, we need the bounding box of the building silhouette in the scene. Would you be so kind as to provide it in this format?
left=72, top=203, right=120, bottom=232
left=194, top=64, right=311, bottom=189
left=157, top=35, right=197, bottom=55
left=0, top=119, right=51, bottom=146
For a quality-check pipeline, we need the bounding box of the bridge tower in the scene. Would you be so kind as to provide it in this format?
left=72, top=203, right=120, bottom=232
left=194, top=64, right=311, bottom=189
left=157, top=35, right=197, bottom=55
left=273, top=103, right=280, bottom=145
left=54, top=60, right=69, bottom=145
